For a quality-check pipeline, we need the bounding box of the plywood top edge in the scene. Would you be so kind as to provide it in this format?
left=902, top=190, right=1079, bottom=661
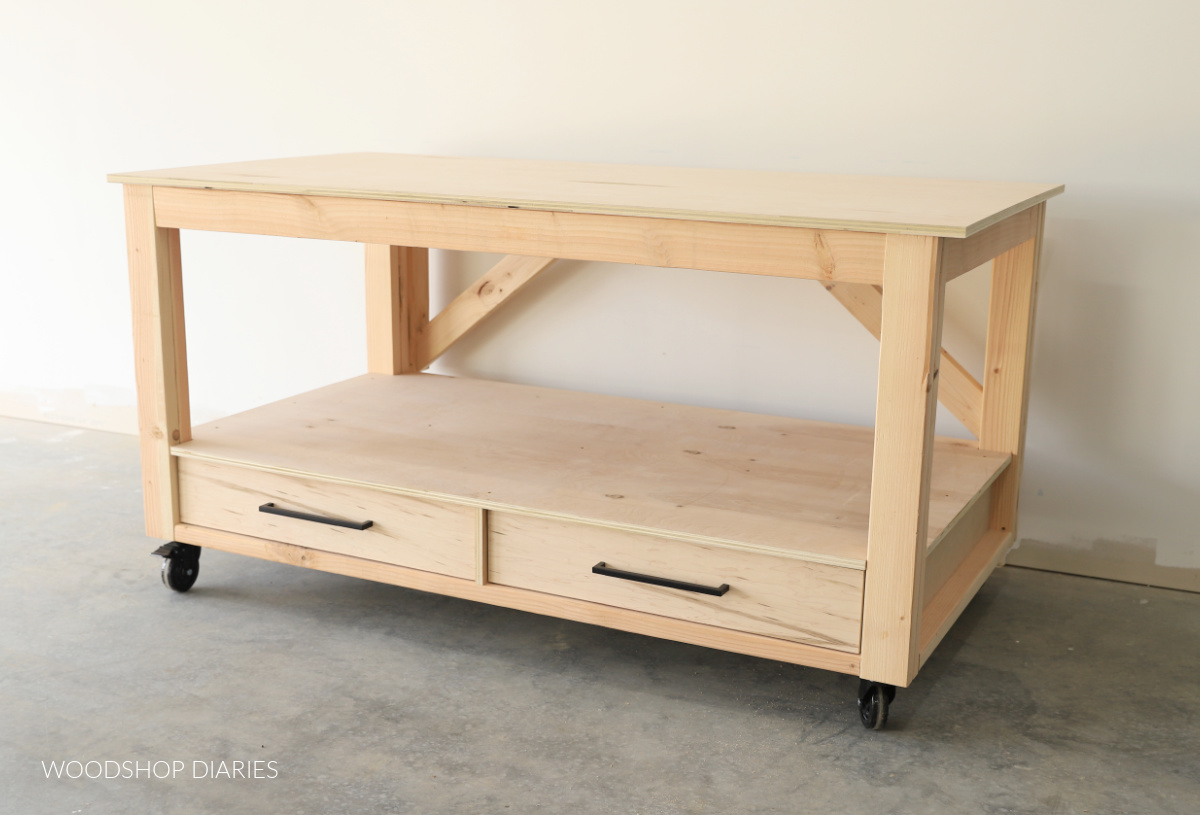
left=108, top=153, right=1064, bottom=238
left=958, top=185, right=1064, bottom=237
left=170, top=446, right=867, bottom=570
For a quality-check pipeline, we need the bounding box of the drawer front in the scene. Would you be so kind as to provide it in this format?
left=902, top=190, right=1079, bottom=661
left=178, top=458, right=475, bottom=579
left=488, top=514, right=863, bottom=652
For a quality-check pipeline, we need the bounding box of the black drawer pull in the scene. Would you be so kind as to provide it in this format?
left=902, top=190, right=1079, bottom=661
left=259, top=503, right=373, bottom=531
left=592, top=562, right=729, bottom=596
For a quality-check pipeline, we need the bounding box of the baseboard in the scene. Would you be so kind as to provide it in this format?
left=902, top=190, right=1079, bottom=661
left=0, top=388, right=137, bottom=435
left=1007, top=538, right=1200, bottom=594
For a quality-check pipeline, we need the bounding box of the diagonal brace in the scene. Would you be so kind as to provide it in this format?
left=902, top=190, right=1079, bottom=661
left=823, top=281, right=983, bottom=439
left=422, top=254, right=557, bottom=367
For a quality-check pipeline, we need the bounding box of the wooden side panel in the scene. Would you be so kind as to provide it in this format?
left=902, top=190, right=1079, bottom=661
left=942, top=206, right=1040, bottom=281
left=152, top=187, right=888, bottom=284
left=859, top=234, right=945, bottom=686
left=823, top=281, right=983, bottom=438
left=175, top=522, right=862, bottom=675
left=488, top=513, right=864, bottom=652
left=424, top=255, right=556, bottom=365
left=124, top=185, right=190, bottom=539
left=919, top=528, right=1015, bottom=665
left=980, top=203, right=1045, bottom=534
left=923, top=488, right=991, bottom=605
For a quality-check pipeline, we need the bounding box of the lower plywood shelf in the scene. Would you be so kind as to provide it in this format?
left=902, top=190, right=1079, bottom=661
left=171, top=373, right=1011, bottom=671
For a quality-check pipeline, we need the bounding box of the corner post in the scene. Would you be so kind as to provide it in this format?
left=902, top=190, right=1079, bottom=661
left=365, top=245, right=429, bottom=373
left=860, top=233, right=946, bottom=686
left=980, top=203, right=1045, bottom=533
left=124, top=185, right=191, bottom=539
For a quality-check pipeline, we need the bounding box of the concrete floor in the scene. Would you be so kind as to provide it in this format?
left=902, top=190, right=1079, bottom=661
left=1, top=416, right=1197, bottom=815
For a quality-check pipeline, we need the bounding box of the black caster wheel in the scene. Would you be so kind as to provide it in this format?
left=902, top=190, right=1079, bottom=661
left=857, top=680, right=896, bottom=730
left=152, top=542, right=201, bottom=593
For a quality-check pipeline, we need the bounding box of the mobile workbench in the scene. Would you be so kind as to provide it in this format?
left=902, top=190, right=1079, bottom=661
left=111, top=154, right=1061, bottom=728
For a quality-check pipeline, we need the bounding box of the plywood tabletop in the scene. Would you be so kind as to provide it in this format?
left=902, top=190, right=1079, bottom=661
left=173, top=374, right=1010, bottom=567
left=109, top=153, right=1063, bottom=237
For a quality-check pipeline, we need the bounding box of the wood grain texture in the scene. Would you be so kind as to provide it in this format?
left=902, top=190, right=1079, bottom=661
left=919, top=529, right=1015, bottom=665
left=170, top=373, right=1010, bottom=569
left=475, top=508, right=488, bottom=586
left=860, top=235, right=945, bottom=686
left=823, top=281, right=983, bottom=437
left=364, top=244, right=401, bottom=374
left=177, top=458, right=476, bottom=578
left=424, top=254, right=556, bottom=365
left=152, top=187, right=888, bottom=284
left=124, top=185, right=190, bottom=539
left=980, top=203, right=1045, bottom=534
left=923, top=488, right=991, bottom=605
left=111, top=153, right=1063, bottom=237
left=364, top=245, right=430, bottom=374
left=489, top=513, right=863, bottom=652
left=941, top=206, right=1041, bottom=280
left=175, top=523, right=862, bottom=674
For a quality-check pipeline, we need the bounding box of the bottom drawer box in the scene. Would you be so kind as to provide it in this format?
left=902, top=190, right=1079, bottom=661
left=488, top=514, right=863, bottom=652
left=177, top=458, right=476, bottom=579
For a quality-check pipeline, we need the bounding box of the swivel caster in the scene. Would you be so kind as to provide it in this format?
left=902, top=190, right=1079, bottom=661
left=857, top=680, right=897, bottom=730
left=152, top=542, right=201, bottom=593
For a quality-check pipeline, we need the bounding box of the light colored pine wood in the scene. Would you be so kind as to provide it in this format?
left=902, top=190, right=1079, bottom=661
left=926, top=456, right=1008, bottom=553
left=475, top=508, right=488, bottom=586
left=488, top=513, right=863, bottom=652
left=980, top=203, right=1045, bottom=534
left=364, top=244, right=431, bottom=374
left=170, top=373, right=1009, bottom=569
left=919, top=529, right=1015, bottom=665
left=151, top=187, right=888, bottom=284
left=942, top=205, right=1040, bottom=281
left=823, top=281, right=983, bottom=437
left=923, top=488, right=991, bottom=605
left=364, top=244, right=402, bottom=374
left=859, top=234, right=945, bottom=687
left=423, top=254, right=556, bottom=366
left=177, top=458, right=476, bottom=578
left=111, top=153, right=1063, bottom=237
left=124, top=185, right=190, bottom=539
left=175, top=522, right=862, bottom=674
left=937, top=351, right=984, bottom=439
left=399, top=246, right=429, bottom=373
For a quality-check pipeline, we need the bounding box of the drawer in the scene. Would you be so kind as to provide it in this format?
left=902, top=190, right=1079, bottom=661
left=177, top=458, right=476, bottom=579
left=488, top=514, right=863, bottom=652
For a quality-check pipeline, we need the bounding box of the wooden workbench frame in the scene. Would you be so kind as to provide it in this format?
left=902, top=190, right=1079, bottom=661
left=124, top=181, right=1045, bottom=689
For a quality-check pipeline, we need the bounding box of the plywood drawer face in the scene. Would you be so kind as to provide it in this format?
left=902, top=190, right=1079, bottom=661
left=488, top=514, right=863, bottom=652
left=177, top=458, right=475, bottom=579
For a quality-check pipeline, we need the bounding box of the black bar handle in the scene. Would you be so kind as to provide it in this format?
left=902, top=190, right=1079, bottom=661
left=259, top=503, right=373, bottom=531
left=592, top=562, right=729, bottom=596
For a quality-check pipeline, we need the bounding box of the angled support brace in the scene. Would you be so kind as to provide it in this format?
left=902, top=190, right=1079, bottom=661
left=823, top=281, right=983, bottom=439
left=421, top=254, right=557, bottom=367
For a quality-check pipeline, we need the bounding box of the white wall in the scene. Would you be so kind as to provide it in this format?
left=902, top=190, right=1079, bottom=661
left=2, top=1, right=1198, bottom=576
